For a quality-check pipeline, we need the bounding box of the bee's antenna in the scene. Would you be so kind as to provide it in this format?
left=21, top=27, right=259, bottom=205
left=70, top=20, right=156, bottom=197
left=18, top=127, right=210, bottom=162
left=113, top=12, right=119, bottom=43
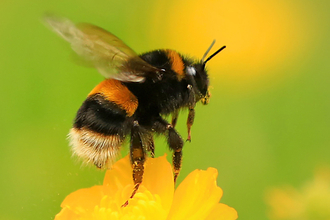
left=203, top=45, right=226, bottom=66
left=201, top=40, right=216, bottom=63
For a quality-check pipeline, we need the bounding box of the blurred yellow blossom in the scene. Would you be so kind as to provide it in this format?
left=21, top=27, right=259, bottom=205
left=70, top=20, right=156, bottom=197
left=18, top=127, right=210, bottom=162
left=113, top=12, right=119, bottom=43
left=266, top=166, right=330, bottom=220
left=55, top=155, right=238, bottom=220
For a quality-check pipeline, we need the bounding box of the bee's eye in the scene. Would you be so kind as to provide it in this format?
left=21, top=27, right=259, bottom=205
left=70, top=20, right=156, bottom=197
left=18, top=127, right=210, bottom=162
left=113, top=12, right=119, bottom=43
left=186, top=66, right=196, bottom=76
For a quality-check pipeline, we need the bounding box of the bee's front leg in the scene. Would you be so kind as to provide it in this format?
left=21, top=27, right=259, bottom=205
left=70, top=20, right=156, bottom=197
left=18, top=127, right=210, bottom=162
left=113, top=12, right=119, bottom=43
left=186, top=83, right=196, bottom=142
left=186, top=107, right=195, bottom=142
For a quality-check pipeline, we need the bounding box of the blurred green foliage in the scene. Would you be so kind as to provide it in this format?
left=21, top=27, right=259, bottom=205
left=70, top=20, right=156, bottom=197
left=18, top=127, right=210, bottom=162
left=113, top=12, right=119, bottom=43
left=0, top=0, right=329, bottom=219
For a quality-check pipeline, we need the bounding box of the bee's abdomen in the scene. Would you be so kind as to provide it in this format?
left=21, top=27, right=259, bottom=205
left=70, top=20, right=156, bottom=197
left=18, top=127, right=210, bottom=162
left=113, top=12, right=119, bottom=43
left=69, top=126, right=123, bottom=169
left=88, top=79, right=138, bottom=117
left=69, top=80, right=137, bottom=169
left=73, top=94, right=129, bottom=135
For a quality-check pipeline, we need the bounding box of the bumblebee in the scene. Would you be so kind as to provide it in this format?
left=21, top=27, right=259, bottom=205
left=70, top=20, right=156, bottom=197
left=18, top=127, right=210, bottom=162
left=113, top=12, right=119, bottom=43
left=45, top=16, right=225, bottom=202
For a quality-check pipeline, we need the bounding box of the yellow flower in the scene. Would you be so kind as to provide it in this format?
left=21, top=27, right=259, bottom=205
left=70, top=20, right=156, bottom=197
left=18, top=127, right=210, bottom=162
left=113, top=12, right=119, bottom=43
left=55, top=155, right=238, bottom=220
left=266, top=166, right=330, bottom=220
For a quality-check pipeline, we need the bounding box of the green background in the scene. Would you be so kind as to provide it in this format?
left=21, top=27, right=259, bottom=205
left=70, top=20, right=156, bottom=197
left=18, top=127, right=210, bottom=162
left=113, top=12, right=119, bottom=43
left=0, top=0, right=329, bottom=219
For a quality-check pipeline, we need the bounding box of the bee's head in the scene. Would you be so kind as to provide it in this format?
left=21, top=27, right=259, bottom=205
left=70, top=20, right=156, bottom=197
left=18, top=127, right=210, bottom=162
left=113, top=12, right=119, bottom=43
left=186, top=42, right=226, bottom=105
left=186, top=63, right=210, bottom=104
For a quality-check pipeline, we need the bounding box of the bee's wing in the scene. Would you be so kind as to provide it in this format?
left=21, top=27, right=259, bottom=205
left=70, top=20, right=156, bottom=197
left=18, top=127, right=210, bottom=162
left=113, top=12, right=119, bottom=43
left=45, top=16, right=161, bottom=82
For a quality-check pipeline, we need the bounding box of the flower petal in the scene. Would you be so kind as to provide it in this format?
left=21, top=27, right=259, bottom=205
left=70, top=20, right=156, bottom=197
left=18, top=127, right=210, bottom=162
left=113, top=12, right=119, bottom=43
left=142, top=154, right=174, bottom=212
left=102, top=154, right=174, bottom=210
left=205, top=203, right=238, bottom=220
left=55, top=207, right=81, bottom=220
left=61, top=185, right=104, bottom=211
left=167, top=167, right=223, bottom=220
left=102, top=155, right=135, bottom=205
left=103, top=155, right=133, bottom=191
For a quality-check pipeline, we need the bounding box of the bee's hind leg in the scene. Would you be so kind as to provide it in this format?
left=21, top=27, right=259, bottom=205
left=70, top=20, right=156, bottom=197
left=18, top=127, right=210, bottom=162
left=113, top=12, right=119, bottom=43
left=122, top=121, right=146, bottom=207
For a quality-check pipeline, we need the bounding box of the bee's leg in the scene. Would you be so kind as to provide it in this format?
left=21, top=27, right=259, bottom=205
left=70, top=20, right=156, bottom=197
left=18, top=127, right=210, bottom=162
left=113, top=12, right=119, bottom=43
left=152, top=117, right=184, bottom=183
left=171, top=109, right=179, bottom=128
left=173, top=143, right=182, bottom=183
left=186, top=107, right=195, bottom=142
left=122, top=121, right=146, bottom=207
left=186, top=83, right=196, bottom=142
left=146, top=133, right=155, bottom=158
